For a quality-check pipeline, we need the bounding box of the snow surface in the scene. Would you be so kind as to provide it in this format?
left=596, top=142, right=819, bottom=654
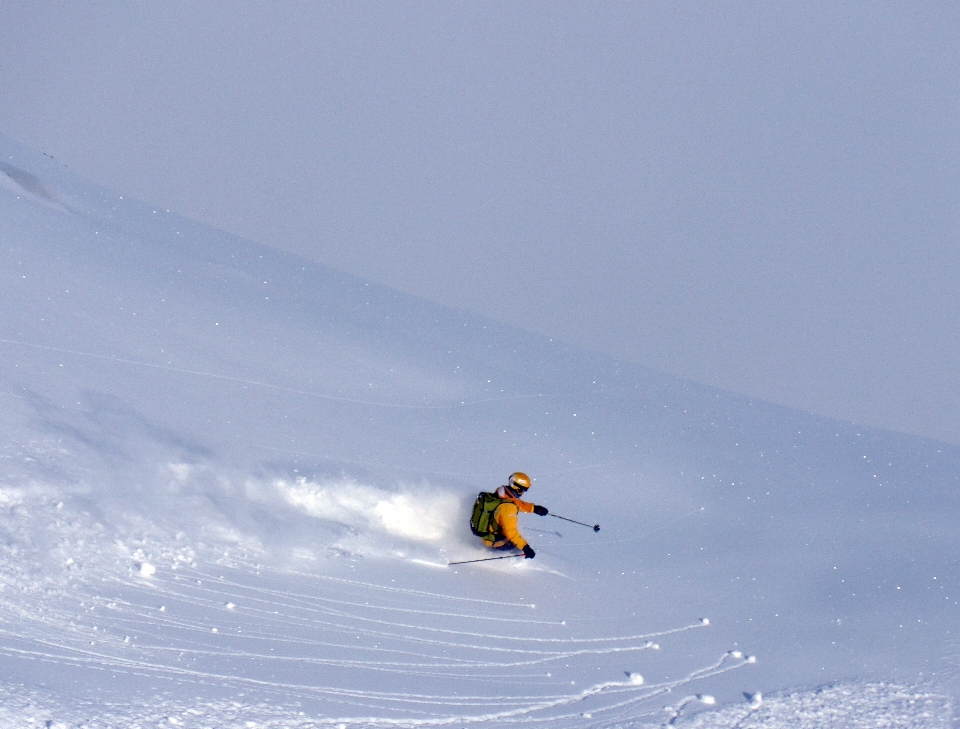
left=1, top=134, right=958, bottom=727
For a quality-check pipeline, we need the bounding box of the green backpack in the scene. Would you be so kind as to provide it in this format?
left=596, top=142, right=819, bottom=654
left=470, top=491, right=505, bottom=537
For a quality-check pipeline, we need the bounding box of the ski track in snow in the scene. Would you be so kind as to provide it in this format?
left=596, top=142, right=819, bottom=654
left=671, top=683, right=952, bottom=729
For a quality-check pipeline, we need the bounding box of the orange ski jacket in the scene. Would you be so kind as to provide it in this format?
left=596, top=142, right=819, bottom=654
left=482, top=490, right=536, bottom=550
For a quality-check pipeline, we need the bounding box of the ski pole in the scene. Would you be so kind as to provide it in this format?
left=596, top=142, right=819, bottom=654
left=448, top=554, right=525, bottom=566
left=549, top=513, right=600, bottom=532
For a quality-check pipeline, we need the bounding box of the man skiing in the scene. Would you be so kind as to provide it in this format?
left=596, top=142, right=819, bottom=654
left=469, top=472, right=548, bottom=558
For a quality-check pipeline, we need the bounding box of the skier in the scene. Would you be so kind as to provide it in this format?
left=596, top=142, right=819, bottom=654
left=469, top=472, right=548, bottom=558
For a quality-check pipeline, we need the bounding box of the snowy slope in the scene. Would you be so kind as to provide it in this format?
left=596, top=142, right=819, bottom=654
left=1, top=135, right=958, bottom=727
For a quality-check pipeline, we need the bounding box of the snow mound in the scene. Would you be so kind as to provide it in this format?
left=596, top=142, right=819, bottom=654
left=0, top=160, right=75, bottom=213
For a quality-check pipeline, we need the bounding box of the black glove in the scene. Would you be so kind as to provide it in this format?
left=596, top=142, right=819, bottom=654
left=533, top=505, right=548, bottom=516
left=522, top=544, right=536, bottom=559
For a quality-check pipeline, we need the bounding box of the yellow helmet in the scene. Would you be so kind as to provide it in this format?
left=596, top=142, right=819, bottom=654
left=507, top=472, right=532, bottom=496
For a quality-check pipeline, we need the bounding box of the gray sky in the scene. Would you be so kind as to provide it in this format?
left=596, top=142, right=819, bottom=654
left=2, top=2, right=959, bottom=444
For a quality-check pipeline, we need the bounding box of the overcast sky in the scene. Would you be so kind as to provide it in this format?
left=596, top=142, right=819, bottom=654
left=2, top=2, right=959, bottom=444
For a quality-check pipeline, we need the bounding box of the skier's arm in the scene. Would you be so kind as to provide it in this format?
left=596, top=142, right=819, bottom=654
left=514, top=497, right=547, bottom=516
left=512, top=498, right=536, bottom=514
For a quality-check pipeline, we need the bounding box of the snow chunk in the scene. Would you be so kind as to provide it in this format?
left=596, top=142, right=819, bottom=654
left=698, top=695, right=716, bottom=705
left=225, top=602, right=236, bottom=610
left=138, top=562, right=156, bottom=577
left=628, top=672, right=644, bottom=685
left=0, top=487, right=25, bottom=508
